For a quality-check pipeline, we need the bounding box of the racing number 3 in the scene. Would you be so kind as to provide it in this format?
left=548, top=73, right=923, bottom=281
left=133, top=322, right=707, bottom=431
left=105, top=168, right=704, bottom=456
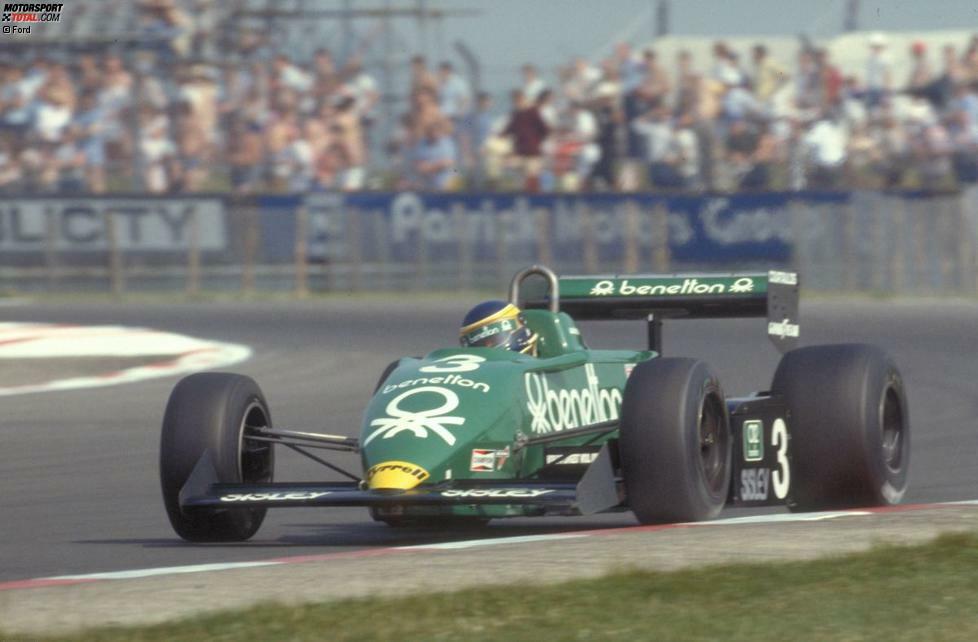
left=419, top=354, right=485, bottom=373
left=772, top=418, right=790, bottom=499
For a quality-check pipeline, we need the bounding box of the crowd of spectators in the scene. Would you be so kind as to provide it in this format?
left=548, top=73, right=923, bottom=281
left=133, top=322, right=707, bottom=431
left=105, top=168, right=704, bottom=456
left=474, top=34, right=978, bottom=193
left=1, top=12, right=977, bottom=194
left=0, top=46, right=381, bottom=194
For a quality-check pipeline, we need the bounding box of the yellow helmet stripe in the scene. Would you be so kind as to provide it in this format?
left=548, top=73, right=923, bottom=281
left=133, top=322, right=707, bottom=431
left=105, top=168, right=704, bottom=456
left=518, top=332, right=539, bottom=355
left=459, top=303, right=522, bottom=336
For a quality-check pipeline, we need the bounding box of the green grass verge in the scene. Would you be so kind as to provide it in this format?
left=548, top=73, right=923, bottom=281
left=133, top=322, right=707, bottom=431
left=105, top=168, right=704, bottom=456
left=20, top=531, right=978, bottom=642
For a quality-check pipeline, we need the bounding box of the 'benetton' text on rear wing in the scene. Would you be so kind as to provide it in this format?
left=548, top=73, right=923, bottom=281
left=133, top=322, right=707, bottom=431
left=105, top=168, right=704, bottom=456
left=518, top=267, right=799, bottom=353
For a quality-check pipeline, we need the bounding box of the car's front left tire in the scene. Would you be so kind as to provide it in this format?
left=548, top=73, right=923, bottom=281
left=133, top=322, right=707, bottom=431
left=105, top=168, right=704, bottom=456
left=160, top=373, right=274, bottom=542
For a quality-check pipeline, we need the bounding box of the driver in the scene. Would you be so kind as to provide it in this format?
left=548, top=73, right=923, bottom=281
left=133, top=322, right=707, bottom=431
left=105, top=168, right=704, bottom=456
left=459, top=300, right=538, bottom=356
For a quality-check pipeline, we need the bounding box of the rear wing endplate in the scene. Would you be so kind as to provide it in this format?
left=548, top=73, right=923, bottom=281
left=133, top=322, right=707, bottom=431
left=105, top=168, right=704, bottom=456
left=514, top=265, right=799, bottom=353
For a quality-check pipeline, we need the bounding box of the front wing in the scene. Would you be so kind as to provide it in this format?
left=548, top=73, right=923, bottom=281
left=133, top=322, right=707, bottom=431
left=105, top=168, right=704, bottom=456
left=179, top=443, right=621, bottom=515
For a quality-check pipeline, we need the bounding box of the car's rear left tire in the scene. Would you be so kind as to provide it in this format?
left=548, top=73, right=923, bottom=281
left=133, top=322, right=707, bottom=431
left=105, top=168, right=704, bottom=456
left=619, top=358, right=731, bottom=524
left=160, top=373, right=274, bottom=542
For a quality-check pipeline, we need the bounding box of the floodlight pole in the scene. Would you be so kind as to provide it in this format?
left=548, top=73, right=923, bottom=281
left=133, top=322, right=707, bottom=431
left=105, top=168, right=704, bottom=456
left=844, top=0, right=860, bottom=32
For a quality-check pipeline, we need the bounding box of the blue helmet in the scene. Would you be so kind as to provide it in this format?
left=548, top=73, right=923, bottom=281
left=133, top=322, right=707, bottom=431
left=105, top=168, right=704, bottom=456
left=459, top=300, right=538, bottom=355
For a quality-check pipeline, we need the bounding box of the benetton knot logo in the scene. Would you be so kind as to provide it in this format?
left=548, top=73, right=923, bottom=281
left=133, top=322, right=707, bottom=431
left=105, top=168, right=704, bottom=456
left=589, top=280, right=614, bottom=295
left=729, top=277, right=755, bottom=293
left=365, top=386, right=465, bottom=446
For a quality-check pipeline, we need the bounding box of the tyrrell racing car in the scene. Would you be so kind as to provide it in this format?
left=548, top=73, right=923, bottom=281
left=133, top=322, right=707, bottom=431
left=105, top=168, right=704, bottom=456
left=160, top=266, right=910, bottom=541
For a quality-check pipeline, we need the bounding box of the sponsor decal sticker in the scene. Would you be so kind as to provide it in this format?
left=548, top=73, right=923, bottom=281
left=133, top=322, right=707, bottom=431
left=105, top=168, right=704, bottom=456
left=524, top=363, right=622, bottom=434
left=441, top=489, right=554, bottom=498
left=739, top=468, right=770, bottom=501
left=366, top=461, right=429, bottom=482
left=382, top=373, right=490, bottom=394
left=470, top=447, right=510, bottom=472
left=220, top=491, right=330, bottom=502
left=545, top=452, right=598, bottom=465
left=470, top=449, right=496, bottom=472
left=366, top=460, right=429, bottom=489
left=768, top=319, right=799, bottom=339
left=365, top=386, right=465, bottom=446
left=768, top=270, right=798, bottom=286
left=743, top=420, right=764, bottom=462
left=462, top=319, right=514, bottom=347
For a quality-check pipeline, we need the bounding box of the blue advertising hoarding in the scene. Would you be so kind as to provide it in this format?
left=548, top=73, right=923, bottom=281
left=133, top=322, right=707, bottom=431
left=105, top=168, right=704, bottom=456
left=257, top=191, right=852, bottom=265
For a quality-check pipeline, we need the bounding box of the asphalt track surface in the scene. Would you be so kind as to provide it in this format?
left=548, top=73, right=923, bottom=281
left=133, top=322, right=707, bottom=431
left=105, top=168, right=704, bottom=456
left=2, top=297, right=977, bottom=584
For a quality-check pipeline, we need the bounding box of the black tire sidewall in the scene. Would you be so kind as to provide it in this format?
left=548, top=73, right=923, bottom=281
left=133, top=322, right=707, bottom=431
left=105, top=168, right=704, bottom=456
left=619, top=358, right=731, bottom=524
left=771, top=344, right=910, bottom=510
left=160, top=372, right=273, bottom=541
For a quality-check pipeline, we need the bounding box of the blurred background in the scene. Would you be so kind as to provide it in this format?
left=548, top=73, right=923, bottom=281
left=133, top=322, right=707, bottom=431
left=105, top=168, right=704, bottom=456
left=0, top=0, right=976, bottom=295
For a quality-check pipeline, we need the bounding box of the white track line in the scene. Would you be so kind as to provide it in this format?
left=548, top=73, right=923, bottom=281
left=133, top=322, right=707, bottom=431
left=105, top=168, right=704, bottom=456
left=51, top=561, right=281, bottom=582
left=692, top=511, right=872, bottom=525
left=2, top=501, right=974, bottom=592
left=398, top=533, right=590, bottom=550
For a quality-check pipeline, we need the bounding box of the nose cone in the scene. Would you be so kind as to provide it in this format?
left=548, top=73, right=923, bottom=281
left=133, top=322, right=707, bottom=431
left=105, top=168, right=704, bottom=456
left=366, top=460, right=430, bottom=490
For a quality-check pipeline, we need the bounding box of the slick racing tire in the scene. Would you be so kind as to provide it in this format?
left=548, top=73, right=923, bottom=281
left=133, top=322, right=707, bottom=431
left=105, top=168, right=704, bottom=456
left=373, top=359, right=403, bottom=393
left=160, top=373, right=275, bottom=542
left=771, top=344, right=909, bottom=511
left=620, top=358, right=731, bottom=524
left=372, top=357, right=420, bottom=393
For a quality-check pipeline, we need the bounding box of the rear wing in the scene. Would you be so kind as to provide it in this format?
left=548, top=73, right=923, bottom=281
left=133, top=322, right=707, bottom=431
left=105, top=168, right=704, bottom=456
left=514, top=266, right=799, bottom=354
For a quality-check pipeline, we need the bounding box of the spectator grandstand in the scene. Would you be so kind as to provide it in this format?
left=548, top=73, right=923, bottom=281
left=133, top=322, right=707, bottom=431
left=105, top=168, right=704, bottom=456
left=0, top=0, right=976, bottom=194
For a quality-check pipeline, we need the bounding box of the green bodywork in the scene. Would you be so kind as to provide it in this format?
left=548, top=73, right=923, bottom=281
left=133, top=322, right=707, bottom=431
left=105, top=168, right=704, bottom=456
left=356, top=269, right=798, bottom=518
left=359, top=310, right=654, bottom=517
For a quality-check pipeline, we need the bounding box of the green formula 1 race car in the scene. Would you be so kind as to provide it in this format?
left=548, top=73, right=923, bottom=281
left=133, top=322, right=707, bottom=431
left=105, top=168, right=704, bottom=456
left=160, top=265, right=910, bottom=541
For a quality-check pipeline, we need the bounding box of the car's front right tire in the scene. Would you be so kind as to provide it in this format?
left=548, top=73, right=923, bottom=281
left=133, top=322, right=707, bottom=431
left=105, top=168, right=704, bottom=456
left=619, top=358, right=731, bottom=524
